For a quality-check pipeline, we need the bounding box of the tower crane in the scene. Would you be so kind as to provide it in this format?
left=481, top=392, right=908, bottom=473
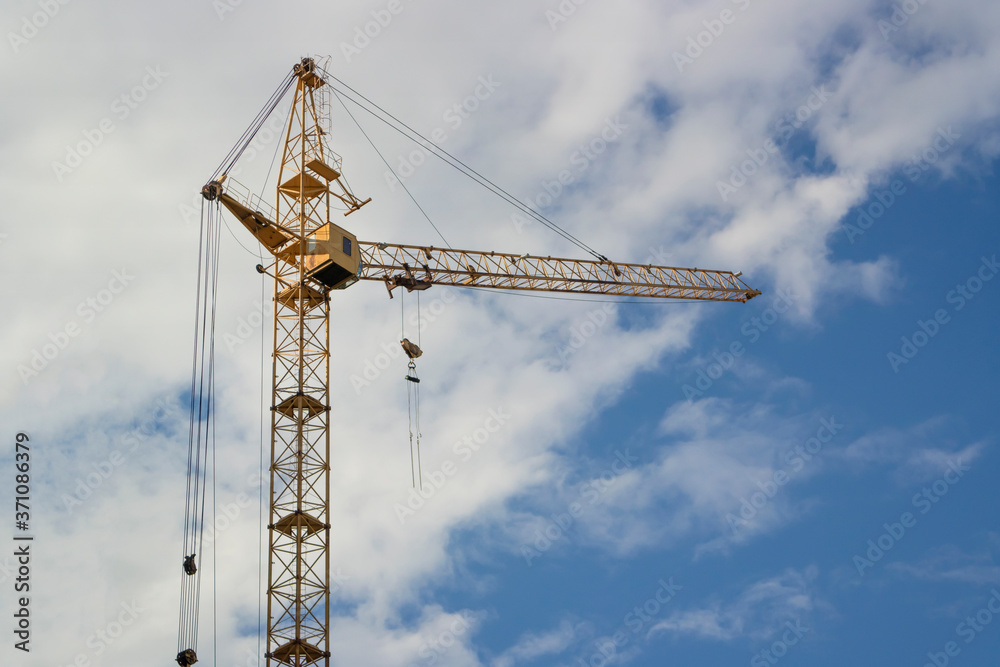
left=176, top=56, right=760, bottom=667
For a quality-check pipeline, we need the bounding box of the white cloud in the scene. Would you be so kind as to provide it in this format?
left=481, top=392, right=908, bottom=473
left=491, top=618, right=579, bottom=667
left=649, top=566, right=819, bottom=641
left=835, top=417, right=987, bottom=484
left=889, top=538, right=1000, bottom=586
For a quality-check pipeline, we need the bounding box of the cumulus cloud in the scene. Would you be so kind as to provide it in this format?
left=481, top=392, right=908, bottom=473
left=834, top=417, right=987, bottom=484
left=649, top=566, right=820, bottom=641
left=491, top=618, right=580, bottom=667
left=889, top=537, right=1000, bottom=586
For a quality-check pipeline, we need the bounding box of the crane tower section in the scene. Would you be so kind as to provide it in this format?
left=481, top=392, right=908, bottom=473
left=210, top=58, right=370, bottom=667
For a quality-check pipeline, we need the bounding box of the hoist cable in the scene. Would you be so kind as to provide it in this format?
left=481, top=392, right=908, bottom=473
left=256, top=262, right=266, bottom=667
left=401, top=291, right=423, bottom=490
left=178, top=197, right=223, bottom=661
left=321, top=70, right=608, bottom=262
left=192, top=205, right=220, bottom=650
left=406, top=372, right=422, bottom=490
left=212, top=382, right=218, bottom=667
left=210, top=70, right=296, bottom=183
left=413, top=292, right=422, bottom=489
left=181, top=199, right=206, bottom=558
left=258, top=102, right=291, bottom=217
left=178, top=198, right=208, bottom=654
left=407, top=385, right=416, bottom=489
left=197, top=207, right=221, bottom=650
left=402, top=292, right=415, bottom=488
left=414, top=377, right=422, bottom=489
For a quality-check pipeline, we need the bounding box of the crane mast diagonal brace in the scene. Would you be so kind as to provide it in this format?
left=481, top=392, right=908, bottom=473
left=264, top=60, right=331, bottom=667
left=197, top=56, right=761, bottom=667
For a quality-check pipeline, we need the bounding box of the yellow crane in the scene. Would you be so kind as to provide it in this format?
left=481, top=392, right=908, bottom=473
left=177, top=57, right=759, bottom=667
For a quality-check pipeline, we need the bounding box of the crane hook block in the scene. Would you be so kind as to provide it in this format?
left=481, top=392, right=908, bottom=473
left=176, top=648, right=198, bottom=666
left=400, top=338, right=423, bottom=360
left=405, top=359, right=421, bottom=383
left=183, top=554, right=197, bottom=576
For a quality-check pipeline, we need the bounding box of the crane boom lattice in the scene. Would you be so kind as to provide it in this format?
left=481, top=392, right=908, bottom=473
left=360, top=242, right=760, bottom=301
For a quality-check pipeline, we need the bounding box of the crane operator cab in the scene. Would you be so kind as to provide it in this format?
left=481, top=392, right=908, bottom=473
left=204, top=180, right=363, bottom=292
left=299, top=222, right=360, bottom=290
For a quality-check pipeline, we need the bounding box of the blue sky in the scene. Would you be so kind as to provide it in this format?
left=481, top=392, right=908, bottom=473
left=2, top=1, right=999, bottom=666
left=454, top=171, right=1000, bottom=667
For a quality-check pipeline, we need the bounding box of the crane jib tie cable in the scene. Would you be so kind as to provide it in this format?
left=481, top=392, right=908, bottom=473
left=319, top=67, right=610, bottom=263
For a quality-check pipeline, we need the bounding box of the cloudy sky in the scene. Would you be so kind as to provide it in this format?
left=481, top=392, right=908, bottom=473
left=2, top=0, right=999, bottom=665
